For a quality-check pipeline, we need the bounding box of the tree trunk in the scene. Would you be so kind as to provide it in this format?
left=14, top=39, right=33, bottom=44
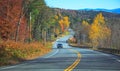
left=29, top=12, right=32, bottom=42
left=43, top=29, right=46, bottom=45
left=15, top=13, right=22, bottom=42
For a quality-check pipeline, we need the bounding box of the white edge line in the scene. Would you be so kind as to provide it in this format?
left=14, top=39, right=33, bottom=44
left=45, top=49, right=59, bottom=58
left=1, top=66, right=17, bottom=70
left=0, top=49, right=59, bottom=70
left=0, top=63, right=28, bottom=70
left=112, top=58, right=120, bottom=62
left=117, top=60, right=120, bottom=62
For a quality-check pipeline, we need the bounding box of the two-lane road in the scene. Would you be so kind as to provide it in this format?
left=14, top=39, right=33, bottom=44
left=0, top=35, right=120, bottom=71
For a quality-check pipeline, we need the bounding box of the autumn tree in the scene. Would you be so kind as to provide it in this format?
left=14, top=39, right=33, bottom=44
left=0, top=0, right=28, bottom=41
left=54, top=15, right=60, bottom=35
left=59, top=19, right=64, bottom=32
left=89, top=13, right=111, bottom=48
left=81, top=20, right=90, bottom=34
left=63, top=16, right=70, bottom=29
left=58, top=16, right=70, bottom=32
left=89, top=21, right=100, bottom=48
left=54, top=13, right=63, bottom=36
left=74, top=20, right=90, bottom=45
left=81, top=20, right=90, bottom=43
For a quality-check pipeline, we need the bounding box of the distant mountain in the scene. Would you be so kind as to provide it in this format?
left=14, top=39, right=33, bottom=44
left=79, top=8, right=120, bottom=14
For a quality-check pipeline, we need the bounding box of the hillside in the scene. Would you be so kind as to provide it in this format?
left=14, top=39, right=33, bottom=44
left=54, top=8, right=120, bottom=49
left=53, top=8, right=120, bottom=27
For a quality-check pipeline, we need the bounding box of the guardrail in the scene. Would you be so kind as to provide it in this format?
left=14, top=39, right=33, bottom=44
left=98, top=48, right=120, bottom=55
left=69, top=44, right=92, bottom=49
left=69, top=43, right=120, bottom=55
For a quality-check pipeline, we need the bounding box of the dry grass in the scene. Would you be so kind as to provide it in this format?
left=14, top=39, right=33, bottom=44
left=0, top=41, right=52, bottom=66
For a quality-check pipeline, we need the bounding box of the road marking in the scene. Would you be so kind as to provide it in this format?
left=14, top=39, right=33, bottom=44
left=64, top=49, right=81, bottom=71
left=115, top=59, right=120, bottom=62
left=45, top=49, right=59, bottom=58
left=0, top=66, right=17, bottom=70
left=0, top=49, right=59, bottom=70
left=112, top=58, right=120, bottom=62
left=117, top=60, right=120, bottom=62
left=0, top=63, right=28, bottom=70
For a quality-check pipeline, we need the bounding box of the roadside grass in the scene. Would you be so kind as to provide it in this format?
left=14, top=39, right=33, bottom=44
left=0, top=41, right=52, bottom=66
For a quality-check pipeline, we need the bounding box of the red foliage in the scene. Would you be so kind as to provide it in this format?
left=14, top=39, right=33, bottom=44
left=19, top=17, right=29, bottom=41
left=0, top=0, right=29, bottom=41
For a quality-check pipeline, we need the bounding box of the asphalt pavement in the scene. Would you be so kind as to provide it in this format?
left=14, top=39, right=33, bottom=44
left=0, top=35, right=120, bottom=71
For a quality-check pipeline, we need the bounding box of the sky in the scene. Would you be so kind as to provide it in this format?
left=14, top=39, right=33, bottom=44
left=45, top=0, right=120, bottom=10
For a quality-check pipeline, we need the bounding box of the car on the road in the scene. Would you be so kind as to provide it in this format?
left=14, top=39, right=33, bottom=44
left=57, top=43, right=63, bottom=48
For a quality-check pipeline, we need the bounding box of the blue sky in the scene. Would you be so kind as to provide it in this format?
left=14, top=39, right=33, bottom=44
left=45, top=0, right=120, bottom=10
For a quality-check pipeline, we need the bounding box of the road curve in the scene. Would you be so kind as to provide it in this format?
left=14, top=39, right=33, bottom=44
left=0, top=35, right=120, bottom=71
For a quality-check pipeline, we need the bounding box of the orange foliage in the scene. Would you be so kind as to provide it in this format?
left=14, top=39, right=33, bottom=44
left=58, top=16, right=70, bottom=32
left=0, top=0, right=29, bottom=41
left=0, top=40, right=51, bottom=65
left=59, top=19, right=64, bottom=32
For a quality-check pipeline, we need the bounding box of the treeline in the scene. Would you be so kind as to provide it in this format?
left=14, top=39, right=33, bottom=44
left=0, top=0, right=51, bottom=42
left=55, top=8, right=120, bottom=50
left=0, top=0, right=70, bottom=43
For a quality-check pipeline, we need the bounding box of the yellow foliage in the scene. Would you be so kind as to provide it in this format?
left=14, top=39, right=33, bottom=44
left=58, top=16, right=70, bottom=32
left=63, top=16, right=70, bottom=28
left=55, top=28, right=60, bottom=35
left=82, top=20, right=89, bottom=26
left=55, top=15, right=58, bottom=20
left=94, top=13, right=105, bottom=25
left=81, top=20, right=90, bottom=33
left=89, top=23, right=100, bottom=40
left=89, top=13, right=111, bottom=48
left=59, top=19, right=64, bottom=31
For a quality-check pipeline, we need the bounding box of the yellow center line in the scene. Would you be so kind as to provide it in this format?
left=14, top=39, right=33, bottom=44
left=64, top=49, right=81, bottom=71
